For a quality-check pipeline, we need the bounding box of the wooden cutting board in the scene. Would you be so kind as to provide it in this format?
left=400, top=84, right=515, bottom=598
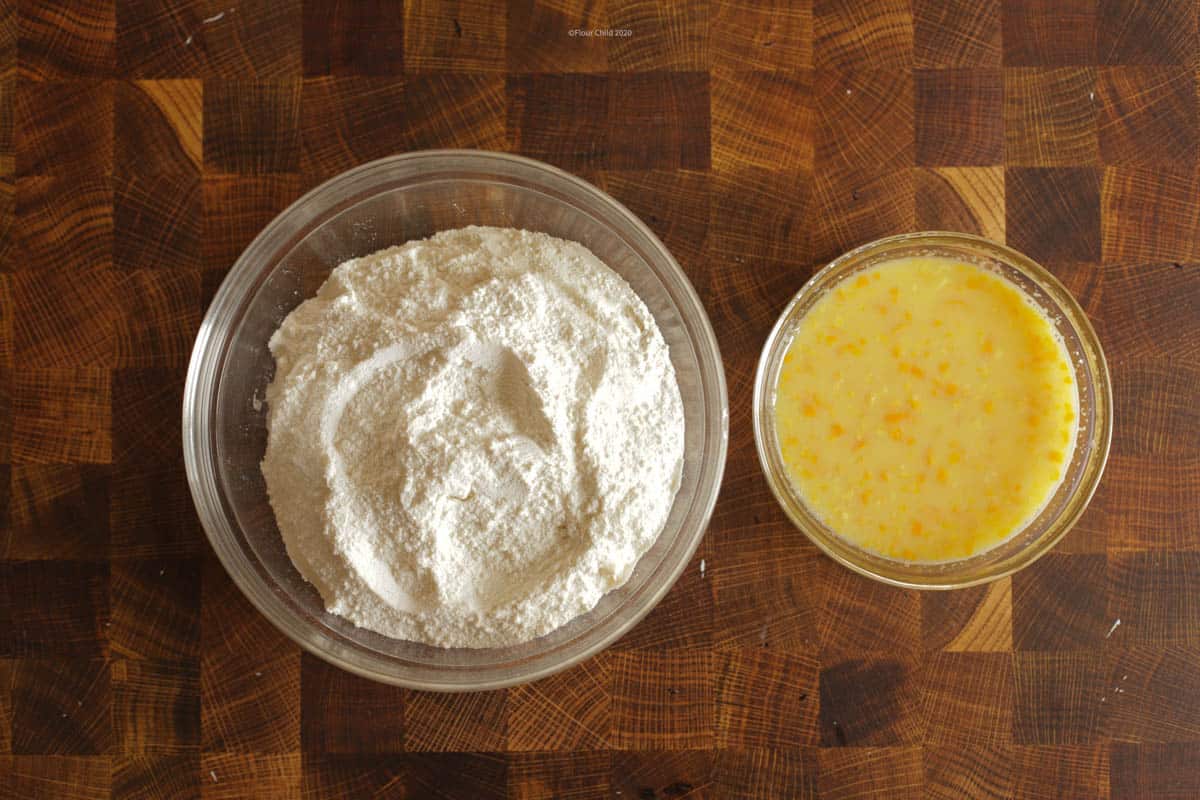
left=2, top=1, right=1198, bottom=797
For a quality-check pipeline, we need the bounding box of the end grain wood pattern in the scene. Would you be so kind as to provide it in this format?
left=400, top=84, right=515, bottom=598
left=1, top=0, right=1198, bottom=797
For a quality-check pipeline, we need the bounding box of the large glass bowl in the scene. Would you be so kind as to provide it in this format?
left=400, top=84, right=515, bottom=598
left=754, top=232, right=1111, bottom=589
left=183, top=151, right=728, bottom=690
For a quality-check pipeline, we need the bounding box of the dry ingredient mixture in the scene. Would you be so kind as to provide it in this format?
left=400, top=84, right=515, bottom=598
left=262, top=226, right=685, bottom=648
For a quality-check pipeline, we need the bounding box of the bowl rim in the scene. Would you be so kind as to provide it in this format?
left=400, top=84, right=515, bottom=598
left=752, top=230, right=1113, bottom=590
left=183, top=149, right=729, bottom=690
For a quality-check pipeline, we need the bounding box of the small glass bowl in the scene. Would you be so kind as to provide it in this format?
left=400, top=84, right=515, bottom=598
left=184, top=151, right=728, bottom=690
left=753, top=232, right=1112, bottom=589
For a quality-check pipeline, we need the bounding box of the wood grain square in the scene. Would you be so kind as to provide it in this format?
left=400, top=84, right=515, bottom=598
left=1102, top=647, right=1200, bottom=742
left=111, top=559, right=201, bottom=660
left=200, top=753, right=301, bottom=800
left=17, top=2, right=115, bottom=79
left=712, top=70, right=813, bottom=172
left=595, top=169, right=710, bottom=278
left=921, top=652, right=1013, bottom=746
left=1108, top=552, right=1200, bottom=646
left=812, top=167, right=916, bottom=263
left=1014, top=553, right=1108, bottom=650
left=707, top=168, right=812, bottom=278
left=1011, top=745, right=1108, bottom=799
left=616, top=550, right=712, bottom=650
left=110, top=465, right=205, bottom=558
left=15, top=173, right=111, bottom=274
left=506, top=0, right=608, bottom=73
left=608, top=0, right=708, bottom=71
left=203, top=80, right=300, bottom=174
left=922, top=577, right=1013, bottom=652
left=0, top=273, right=8, bottom=364
left=1098, top=0, right=1197, bottom=65
left=714, top=648, right=818, bottom=747
left=0, top=369, right=8, bottom=465
left=610, top=750, right=713, bottom=800
left=300, top=654, right=404, bottom=754
left=115, top=80, right=202, bottom=177
left=14, top=80, right=113, bottom=177
left=710, top=0, right=812, bottom=71
left=1004, top=68, right=1098, bottom=166
left=0, top=561, right=108, bottom=657
left=507, top=75, right=608, bottom=171
left=201, top=174, right=301, bottom=272
left=0, top=77, right=12, bottom=176
left=1099, top=262, right=1200, bottom=362
left=114, top=174, right=201, bottom=271
left=916, top=69, right=1003, bottom=165
left=115, top=0, right=206, bottom=78
left=112, top=753, right=200, bottom=800
left=12, top=266, right=117, bottom=367
left=820, top=562, right=921, bottom=659
left=297, top=77, right=406, bottom=178
left=300, top=754, right=406, bottom=800
left=0, top=179, right=12, bottom=267
left=0, top=755, right=110, bottom=799
left=815, top=0, right=913, bottom=69
left=1012, top=652, right=1103, bottom=745
left=711, top=534, right=822, bottom=652
left=3, top=465, right=108, bottom=559
left=199, top=0, right=302, bottom=80
left=1007, top=167, right=1100, bottom=262
left=816, top=70, right=913, bottom=174
left=1109, top=361, right=1199, bottom=460
left=200, top=560, right=300, bottom=754
left=402, top=689, right=507, bottom=752
left=610, top=650, right=713, bottom=750
left=819, top=657, right=923, bottom=746
left=302, top=0, right=404, bottom=76
left=817, top=748, right=923, bottom=800
left=713, top=748, right=817, bottom=799
left=914, top=0, right=1001, bottom=67
left=506, top=655, right=610, bottom=751
left=404, top=753, right=507, bottom=800
left=10, top=367, right=111, bottom=464
left=607, top=72, right=709, bottom=170
left=1110, top=742, right=1200, bottom=799
left=114, top=269, right=202, bottom=367
left=10, top=659, right=110, bottom=754
left=1002, top=0, right=1096, bottom=66
left=916, top=167, right=1005, bottom=240
left=111, top=659, right=200, bottom=754
left=1090, top=453, right=1200, bottom=551
left=403, top=0, right=506, bottom=73
left=507, top=751, right=609, bottom=800
left=1102, top=167, right=1200, bottom=262
left=1098, top=67, right=1197, bottom=167
left=391, top=73, right=506, bottom=152
left=112, top=369, right=183, bottom=469
left=0, top=659, right=11, bottom=753
left=0, top=77, right=11, bottom=176
left=923, top=744, right=1011, bottom=800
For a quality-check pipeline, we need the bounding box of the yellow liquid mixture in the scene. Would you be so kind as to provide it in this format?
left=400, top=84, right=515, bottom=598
left=775, top=256, right=1079, bottom=562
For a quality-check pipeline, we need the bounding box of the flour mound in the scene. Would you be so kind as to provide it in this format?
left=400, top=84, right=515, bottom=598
left=261, top=226, right=686, bottom=648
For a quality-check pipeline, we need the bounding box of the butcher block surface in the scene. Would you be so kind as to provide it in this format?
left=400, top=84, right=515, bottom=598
left=1, top=0, right=1199, bottom=797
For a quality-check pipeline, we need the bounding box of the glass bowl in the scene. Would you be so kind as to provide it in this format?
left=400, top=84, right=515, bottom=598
left=753, top=232, right=1111, bottom=589
left=183, top=150, right=728, bottom=690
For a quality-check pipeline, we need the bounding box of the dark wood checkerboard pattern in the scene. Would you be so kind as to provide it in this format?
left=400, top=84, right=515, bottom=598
left=1, top=1, right=1199, bottom=797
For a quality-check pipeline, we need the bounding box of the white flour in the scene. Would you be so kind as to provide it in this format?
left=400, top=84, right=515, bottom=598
left=262, top=226, right=685, bottom=648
